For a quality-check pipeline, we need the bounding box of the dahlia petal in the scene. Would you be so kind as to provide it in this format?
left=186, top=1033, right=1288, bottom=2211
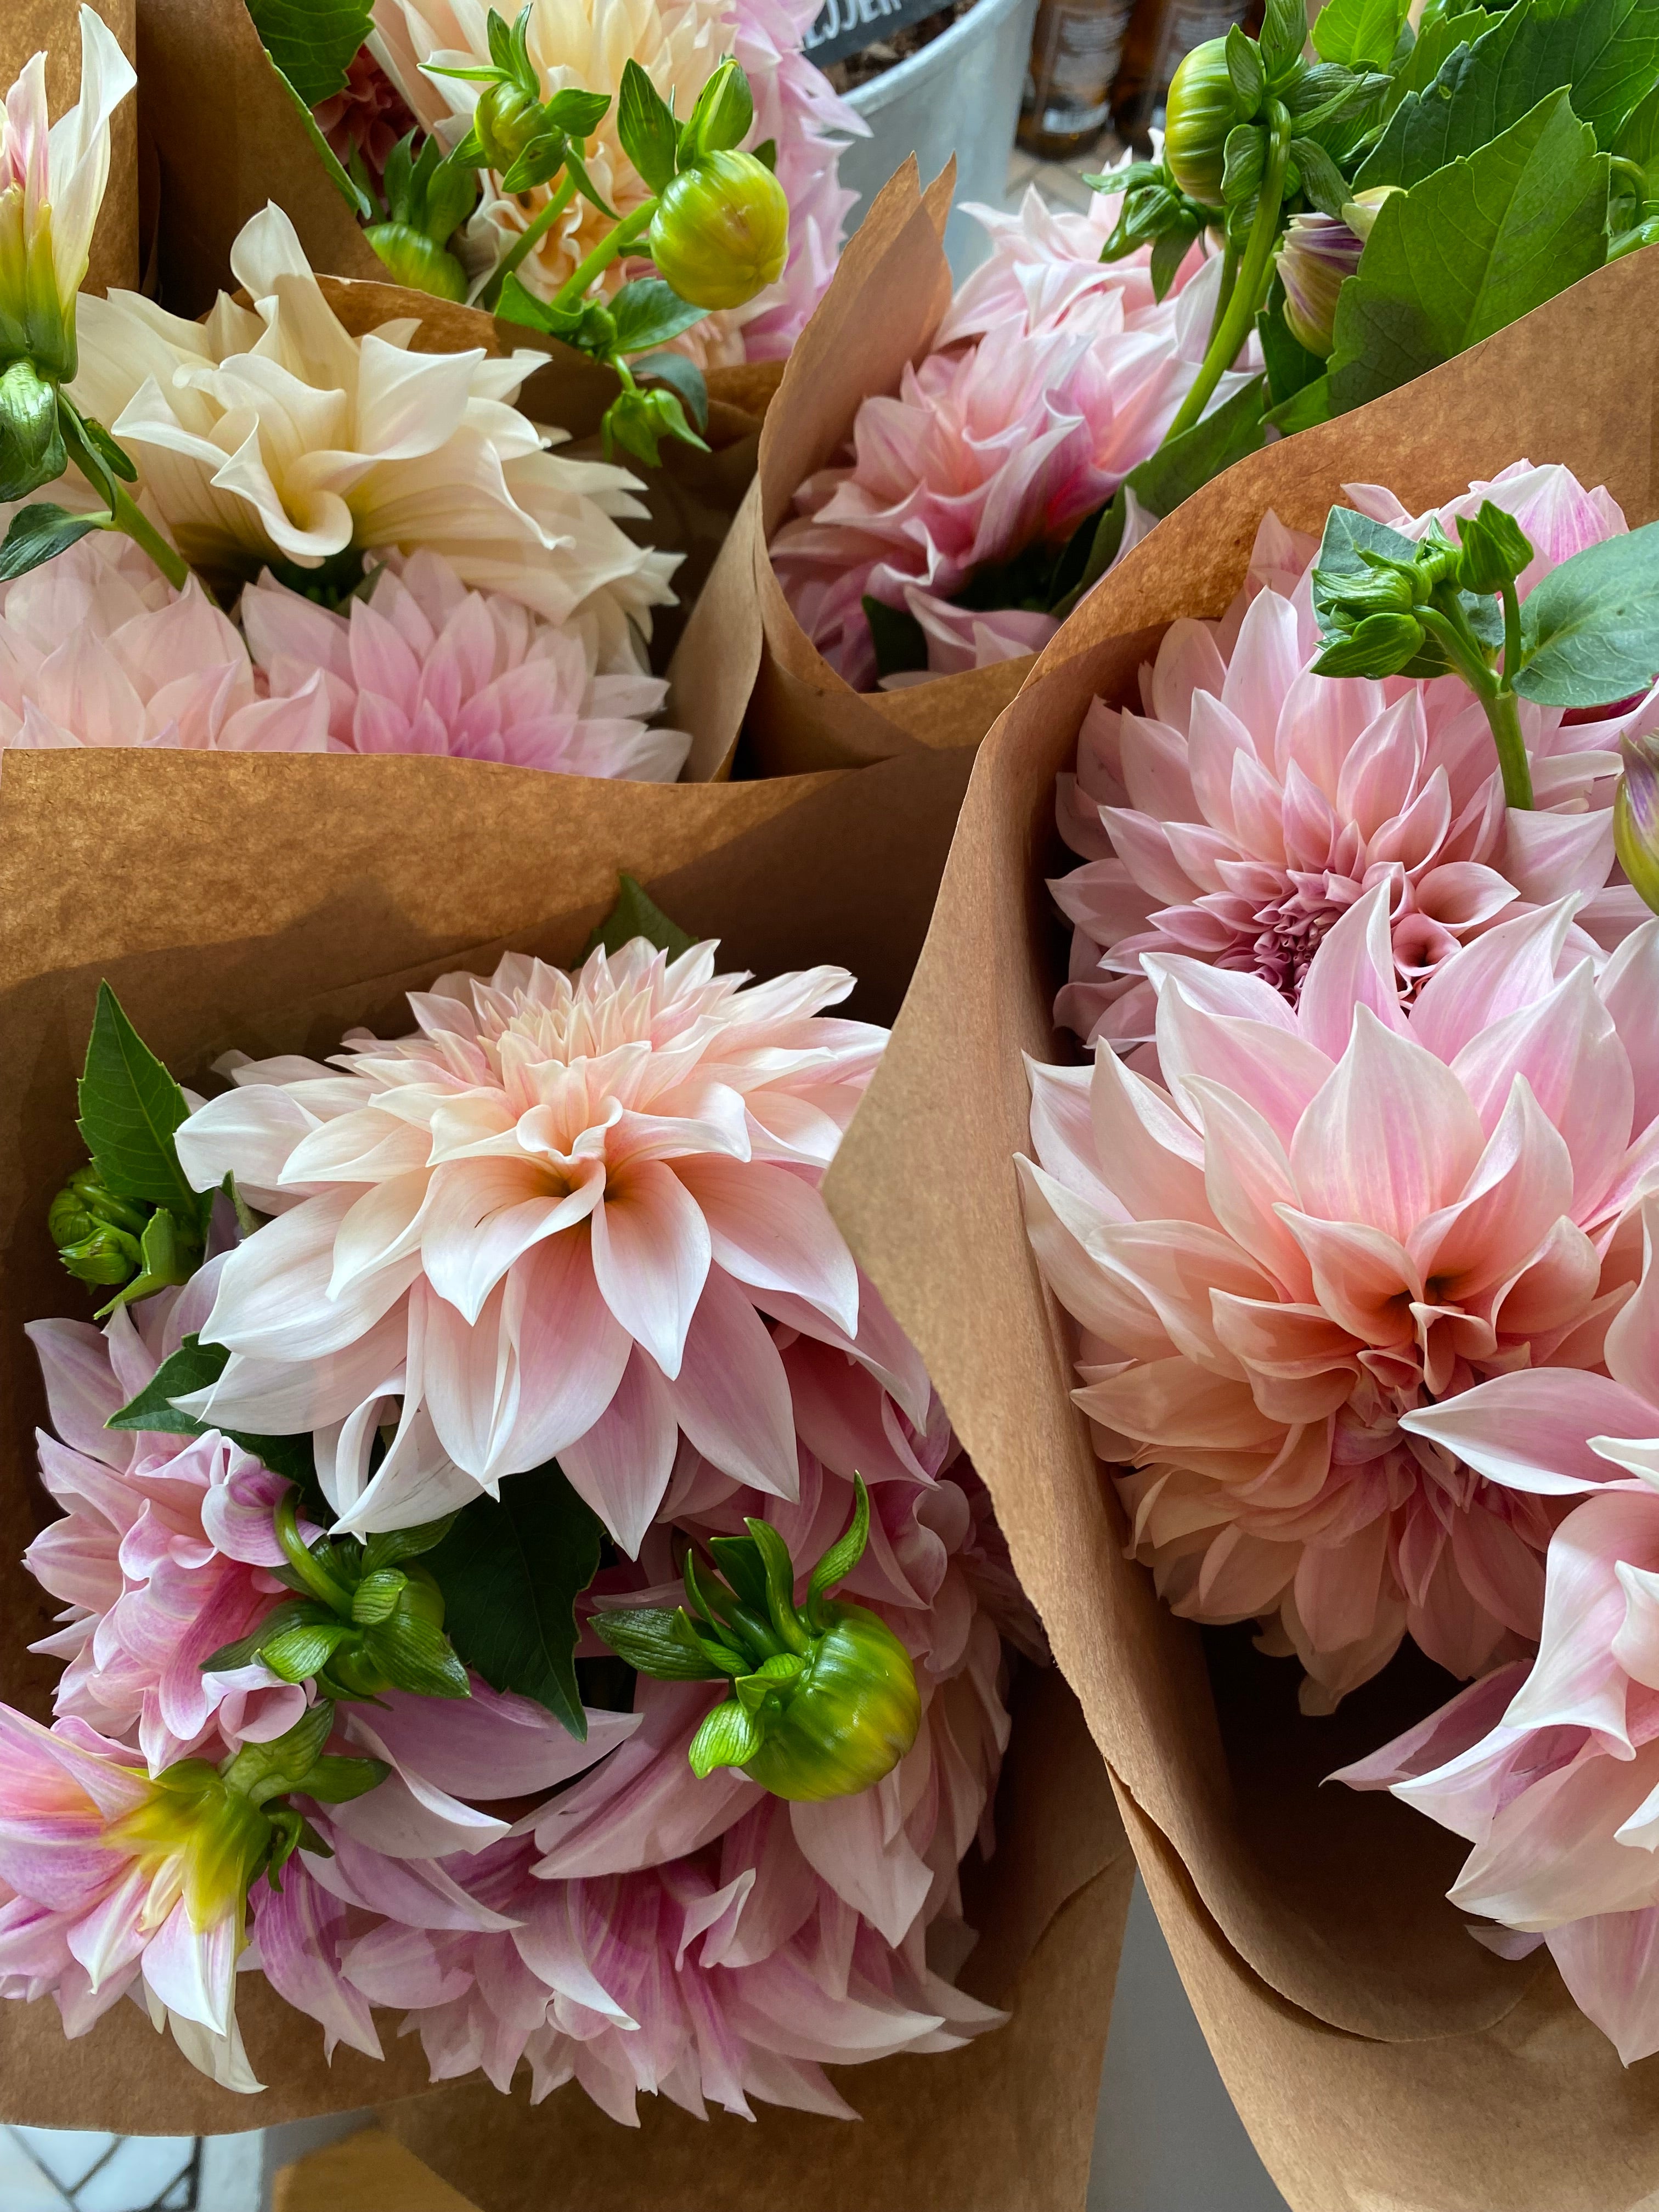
left=656, top=1269, right=799, bottom=1496
left=1295, top=882, right=1407, bottom=1058
left=560, top=1346, right=680, bottom=1554
left=672, top=1156, right=859, bottom=1338
left=589, top=1160, right=713, bottom=1380
left=1401, top=1372, right=1659, bottom=1492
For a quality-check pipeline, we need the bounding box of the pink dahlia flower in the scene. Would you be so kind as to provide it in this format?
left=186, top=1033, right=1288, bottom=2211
left=24, top=1278, right=309, bottom=1774
left=1339, top=1197, right=1659, bottom=2064
left=1053, top=462, right=1655, bottom=1050
left=769, top=179, right=1247, bottom=692
left=170, top=939, right=892, bottom=1548
left=0, top=1708, right=263, bottom=2090
left=1020, top=885, right=1659, bottom=1708
left=244, top=1358, right=1026, bottom=2120
left=240, top=550, right=689, bottom=779
left=0, top=531, right=330, bottom=752
left=312, top=47, right=417, bottom=187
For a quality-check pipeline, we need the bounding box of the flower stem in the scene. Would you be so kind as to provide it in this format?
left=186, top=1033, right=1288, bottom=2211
left=57, top=399, right=191, bottom=591
left=481, top=171, right=578, bottom=310
left=108, top=484, right=190, bottom=591
left=274, top=1492, right=354, bottom=1616
left=1481, top=684, right=1534, bottom=811
left=1418, top=602, right=1534, bottom=809
left=550, top=201, right=656, bottom=312
left=1162, top=105, right=1291, bottom=447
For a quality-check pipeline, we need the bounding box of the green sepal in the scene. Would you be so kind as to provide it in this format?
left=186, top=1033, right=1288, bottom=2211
left=591, top=1604, right=744, bottom=1680
left=295, top=1754, right=390, bottom=1805
left=688, top=1696, right=764, bottom=1778
left=583, top=873, right=698, bottom=959
left=805, top=1471, right=871, bottom=1628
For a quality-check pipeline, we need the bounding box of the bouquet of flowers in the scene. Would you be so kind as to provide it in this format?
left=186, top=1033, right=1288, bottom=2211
left=818, top=246, right=1659, bottom=2210
left=0, top=726, right=1129, bottom=2188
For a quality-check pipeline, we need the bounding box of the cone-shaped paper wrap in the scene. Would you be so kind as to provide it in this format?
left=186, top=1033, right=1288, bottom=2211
left=688, top=159, right=1036, bottom=781
left=0, top=741, right=1131, bottom=2166
left=821, top=245, right=1659, bottom=2211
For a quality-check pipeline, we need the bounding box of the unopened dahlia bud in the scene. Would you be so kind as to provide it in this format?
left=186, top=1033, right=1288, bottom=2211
left=1276, top=211, right=1363, bottom=356
left=475, top=77, right=544, bottom=172
left=1616, top=735, right=1659, bottom=916
left=1162, top=38, right=1237, bottom=208
left=364, top=222, right=468, bottom=301
left=648, top=149, right=788, bottom=311
left=50, top=1166, right=151, bottom=1286
left=1341, top=184, right=1400, bottom=244
left=595, top=1474, right=922, bottom=1803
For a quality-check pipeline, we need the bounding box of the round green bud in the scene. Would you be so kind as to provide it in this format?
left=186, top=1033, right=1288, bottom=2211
left=57, top=1223, right=145, bottom=1286
left=1163, top=38, right=1238, bottom=209
left=648, top=150, right=789, bottom=312
left=364, top=222, right=469, bottom=303
left=0, top=358, right=67, bottom=504
left=735, top=1602, right=921, bottom=1802
left=475, top=79, right=545, bottom=173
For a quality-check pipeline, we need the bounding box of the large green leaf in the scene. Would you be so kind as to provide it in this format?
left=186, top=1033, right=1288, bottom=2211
left=1379, top=6, right=1495, bottom=118
left=616, top=58, right=679, bottom=193
left=1328, top=89, right=1608, bottom=414
left=424, top=1463, right=605, bottom=1737
left=77, top=984, right=201, bottom=1216
left=245, top=0, right=373, bottom=106
left=1358, top=0, right=1659, bottom=184
left=1313, top=0, right=1408, bottom=72
left=608, top=278, right=707, bottom=355
left=0, top=504, right=106, bottom=584
left=1514, top=517, right=1659, bottom=702
left=583, top=873, right=697, bottom=960
left=108, top=1332, right=320, bottom=1492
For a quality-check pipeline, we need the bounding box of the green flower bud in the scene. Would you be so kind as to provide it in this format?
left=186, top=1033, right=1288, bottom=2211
left=648, top=149, right=789, bottom=312
left=364, top=222, right=470, bottom=303
left=595, top=1475, right=922, bottom=1803
left=49, top=1164, right=200, bottom=1299
left=1616, top=737, right=1659, bottom=917
left=1163, top=38, right=1240, bottom=208
left=1453, top=499, right=1534, bottom=597
left=476, top=78, right=545, bottom=172
left=1312, top=609, right=1424, bottom=679
left=602, top=379, right=707, bottom=467
left=0, top=358, right=66, bottom=503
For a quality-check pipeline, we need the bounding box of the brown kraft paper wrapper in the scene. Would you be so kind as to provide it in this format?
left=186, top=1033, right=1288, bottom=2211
left=0, top=738, right=1128, bottom=2151
left=820, top=245, right=1659, bottom=2209
left=14, top=0, right=138, bottom=297
left=693, top=157, right=1035, bottom=781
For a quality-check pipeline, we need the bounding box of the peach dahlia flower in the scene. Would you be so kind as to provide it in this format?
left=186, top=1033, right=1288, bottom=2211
left=1021, top=885, right=1659, bottom=1709
left=170, top=939, right=894, bottom=1550
left=1053, top=464, right=1655, bottom=1050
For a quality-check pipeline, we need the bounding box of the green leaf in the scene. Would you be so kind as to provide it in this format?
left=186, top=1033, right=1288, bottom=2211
left=77, top=413, right=137, bottom=486
left=1514, top=518, right=1659, bottom=703
left=362, top=1516, right=460, bottom=1572
left=1227, top=21, right=1266, bottom=108
left=862, top=591, right=929, bottom=679
left=632, top=349, right=709, bottom=432
left=1291, top=134, right=1351, bottom=215
left=584, top=872, right=698, bottom=960
left=707, top=1534, right=770, bottom=1612
left=263, top=1619, right=354, bottom=1683
left=0, top=502, right=107, bottom=584
left=616, top=57, right=679, bottom=193
left=365, top=1612, right=472, bottom=1699
left=1312, top=0, right=1407, bottom=71
left=1328, top=90, right=1608, bottom=416
left=422, top=1462, right=604, bottom=1736
left=77, top=984, right=200, bottom=1215
left=1261, top=0, right=1310, bottom=77
left=500, top=131, right=567, bottom=194
left=743, top=1515, right=804, bottom=1644
left=225, top=1700, right=338, bottom=1804
left=752, top=136, right=777, bottom=170
left=246, top=0, right=373, bottom=104
left=688, top=1696, right=764, bottom=1778
left=109, top=1336, right=229, bottom=1434
left=351, top=1568, right=409, bottom=1625
left=1223, top=123, right=1266, bottom=203
left=1266, top=370, right=1334, bottom=430
left=1614, top=75, right=1659, bottom=177
left=546, top=87, right=612, bottom=136
left=608, top=277, right=708, bottom=354
left=805, top=1471, right=870, bottom=1623
left=297, top=1754, right=390, bottom=1804
left=1359, top=0, right=1659, bottom=186
left=591, top=1604, right=738, bottom=1680
left=1379, top=6, right=1493, bottom=118
left=202, top=1596, right=324, bottom=1674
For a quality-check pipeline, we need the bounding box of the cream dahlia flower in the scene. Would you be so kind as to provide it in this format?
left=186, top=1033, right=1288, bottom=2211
left=170, top=940, right=894, bottom=1551
left=372, top=0, right=857, bottom=365
left=1022, top=886, right=1659, bottom=1709
left=67, top=205, right=678, bottom=666
left=1053, top=465, right=1655, bottom=1050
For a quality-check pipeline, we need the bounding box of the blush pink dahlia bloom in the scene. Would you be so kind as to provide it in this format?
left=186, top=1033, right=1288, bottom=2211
left=769, top=180, right=1246, bottom=692
left=240, top=550, right=689, bottom=778
left=242, top=1361, right=1026, bottom=2120
left=170, top=939, right=890, bottom=1548
left=0, top=532, right=330, bottom=753
left=1338, top=1199, right=1659, bottom=2064
left=1020, top=885, right=1659, bottom=1708
left=24, top=1279, right=310, bottom=1774
left=1053, top=463, right=1655, bottom=1050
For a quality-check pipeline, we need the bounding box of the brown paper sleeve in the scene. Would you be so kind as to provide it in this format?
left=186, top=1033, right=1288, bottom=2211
left=0, top=736, right=1123, bottom=2149
left=16, top=0, right=138, bottom=296
left=736, top=158, right=1030, bottom=776
left=135, top=0, right=384, bottom=312
left=820, top=237, right=1659, bottom=2135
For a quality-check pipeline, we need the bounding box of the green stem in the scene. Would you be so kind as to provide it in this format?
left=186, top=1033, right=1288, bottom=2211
left=58, top=399, right=191, bottom=591
left=1162, top=105, right=1291, bottom=447
left=1499, top=575, right=1522, bottom=685
left=1418, top=603, right=1533, bottom=809
left=1212, top=235, right=1241, bottom=329
left=481, top=170, right=578, bottom=310
left=550, top=201, right=656, bottom=312
left=108, top=484, right=189, bottom=591
left=274, top=1492, right=355, bottom=1616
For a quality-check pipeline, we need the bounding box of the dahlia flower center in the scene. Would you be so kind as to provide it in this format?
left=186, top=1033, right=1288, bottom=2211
left=1245, top=881, right=1348, bottom=1001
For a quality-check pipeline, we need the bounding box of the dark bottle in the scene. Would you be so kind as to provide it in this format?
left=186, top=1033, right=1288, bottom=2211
left=1017, top=0, right=1139, bottom=160
left=1110, top=0, right=1263, bottom=152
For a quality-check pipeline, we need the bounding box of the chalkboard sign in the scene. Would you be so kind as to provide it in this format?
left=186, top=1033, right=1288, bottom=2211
left=802, top=0, right=948, bottom=69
